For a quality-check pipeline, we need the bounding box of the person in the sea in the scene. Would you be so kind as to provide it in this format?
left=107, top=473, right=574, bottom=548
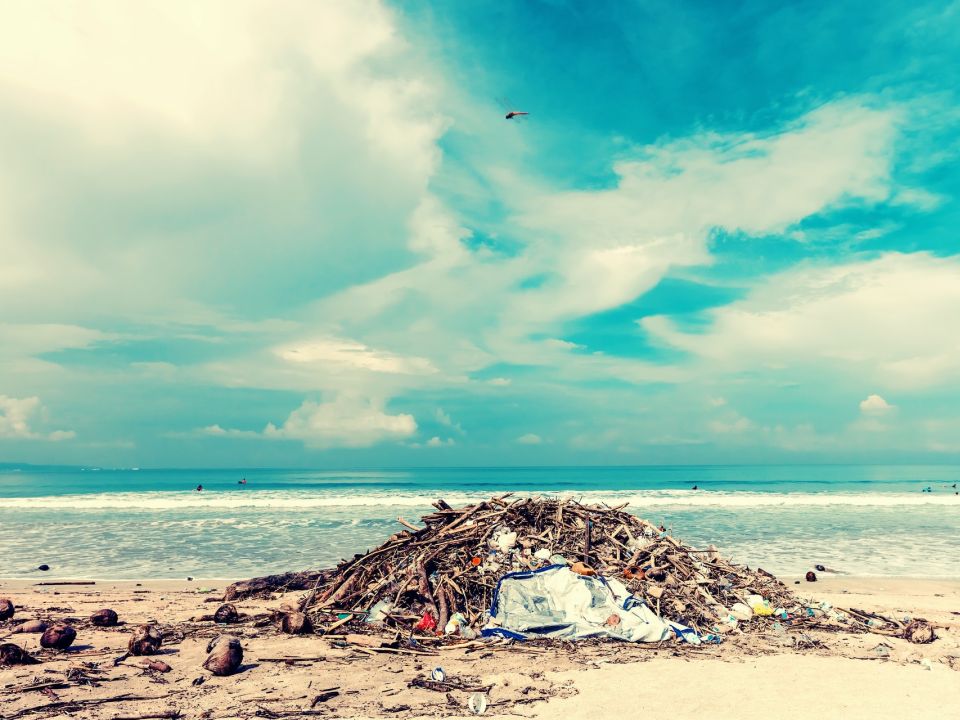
left=196, top=484, right=203, bottom=492
left=691, top=485, right=699, bottom=490
left=238, top=478, right=247, bottom=485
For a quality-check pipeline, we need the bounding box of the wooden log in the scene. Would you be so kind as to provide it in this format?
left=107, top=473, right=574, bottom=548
left=223, top=571, right=325, bottom=601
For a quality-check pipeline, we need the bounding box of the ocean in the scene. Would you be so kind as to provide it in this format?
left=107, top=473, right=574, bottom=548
left=1, top=465, right=958, bottom=580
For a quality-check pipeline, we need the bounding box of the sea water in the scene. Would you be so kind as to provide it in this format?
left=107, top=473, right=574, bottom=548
left=0, top=465, right=957, bottom=579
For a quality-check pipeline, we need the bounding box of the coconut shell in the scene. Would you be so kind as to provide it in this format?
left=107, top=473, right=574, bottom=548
left=40, top=623, right=77, bottom=650
left=213, top=603, right=239, bottom=624
left=0, top=598, right=14, bottom=621
left=279, top=611, right=312, bottom=635
left=0, top=643, right=38, bottom=665
left=202, top=634, right=243, bottom=676
left=805, top=571, right=817, bottom=582
left=11, top=620, right=48, bottom=634
left=902, top=619, right=936, bottom=644
left=128, top=624, right=163, bottom=655
left=90, top=608, right=119, bottom=627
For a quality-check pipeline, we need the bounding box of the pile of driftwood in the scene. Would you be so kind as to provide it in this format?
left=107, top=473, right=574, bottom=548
left=288, top=496, right=827, bottom=638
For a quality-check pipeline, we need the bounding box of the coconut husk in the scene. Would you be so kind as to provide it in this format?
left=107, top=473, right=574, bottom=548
left=902, top=619, right=936, bottom=644
left=213, top=603, right=240, bottom=624
left=90, top=608, right=119, bottom=627
left=142, top=658, right=172, bottom=673
left=11, top=620, right=48, bottom=634
left=0, top=598, right=14, bottom=621
left=128, top=624, right=163, bottom=655
left=203, top=635, right=243, bottom=676
left=279, top=611, right=312, bottom=635
left=40, top=623, right=77, bottom=650
left=0, top=643, right=38, bottom=665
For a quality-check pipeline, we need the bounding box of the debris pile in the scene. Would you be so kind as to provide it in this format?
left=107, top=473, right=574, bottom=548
left=297, top=496, right=868, bottom=641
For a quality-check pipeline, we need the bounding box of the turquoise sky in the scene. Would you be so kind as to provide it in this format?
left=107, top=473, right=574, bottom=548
left=2, top=0, right=960, bottom=467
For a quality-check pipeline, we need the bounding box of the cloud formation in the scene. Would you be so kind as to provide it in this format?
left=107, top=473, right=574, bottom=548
left=0, top=396, right=75, bottom=442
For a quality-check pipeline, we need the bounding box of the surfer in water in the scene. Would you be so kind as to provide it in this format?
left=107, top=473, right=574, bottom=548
left=196, top=484, right=203, bottom=492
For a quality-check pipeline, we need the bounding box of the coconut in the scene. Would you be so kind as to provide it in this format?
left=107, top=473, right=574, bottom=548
left=202, top=634, right=243, bottom=676
left=40, top=623, right=77, bottom=650
left=213, top=603, right=239, bottom=624
left=0, top=598, right=14, bottom=621
left=0, top=643, right=38, bottom=665
left=11, top=620, right=48, bottom=634
left=279, top=611, right=312, bottom=635
left=143, top=658, right=173, bottom=673
left=128, top=624, right=163, bottom=655
left=90, top=608, right=119, bottom=627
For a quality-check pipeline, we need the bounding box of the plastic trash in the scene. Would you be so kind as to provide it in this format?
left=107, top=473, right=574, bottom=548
left=365, top=599, right=393, bottom=624
left=415, top=612, right=437, bottom=632
left=445, top=612, right=466, bottom=634
left=468, top=692, right=488, bottom=714
left=919, top=658, right=933, bottom=671
left=445, top=612, right=477, bottom=638
left=549, top=554, right=568, bottom=565
left=570, top=561, right=597, bottom=576
left=489, top=529, right=517, bottom=552
left=872, top=644, right=891, bottom=658
left=746, top=594, right=774, bottom=616
left=533, top=548, right=552, bottom=561
left=730, top=603, right=753, bottom=621
left=431, top=667, right=445, bottom=682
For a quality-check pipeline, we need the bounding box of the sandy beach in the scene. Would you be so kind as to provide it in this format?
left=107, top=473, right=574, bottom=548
left=1, top=575, right=957, bottom=720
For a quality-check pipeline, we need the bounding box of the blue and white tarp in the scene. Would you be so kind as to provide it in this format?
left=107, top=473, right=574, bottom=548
left=482, top=565, right=700, bottom=644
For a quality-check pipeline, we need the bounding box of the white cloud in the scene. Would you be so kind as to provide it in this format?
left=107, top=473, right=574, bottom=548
left=859, top=394, right=894, bottom=413
left=0, top=395, right=75, bottom=441
left=543, top=339, right=585, bottom=351
left=315, top=97, right=905, bottom=392
left=487, top=378, right=512, bottom=387
left=435, top=408, right=464, bottom=434
left=516, top=433, right=542, bottom=445
left=645, top=253, right=960, bottom=390
left=707, top=415, right=754, bottom=434
left=205, top=395, right=417, bottom=448
left=0, top=0, right=447, bottom=329
left=263, top=396, right=417, bottom=448
left=276, top=338, right=437, bottom=375
left=426, top=436, right=454, bottom=448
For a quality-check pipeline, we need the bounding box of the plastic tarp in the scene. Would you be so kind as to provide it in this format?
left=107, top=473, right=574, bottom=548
left=482, top=565, right=700, bottom=644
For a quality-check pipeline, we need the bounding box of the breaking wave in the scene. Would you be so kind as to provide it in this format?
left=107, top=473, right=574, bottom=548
left=1, top=488, right=958, bottom=511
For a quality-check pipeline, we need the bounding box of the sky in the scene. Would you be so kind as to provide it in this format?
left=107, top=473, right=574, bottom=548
left=1, top=0, right=960, bottom=468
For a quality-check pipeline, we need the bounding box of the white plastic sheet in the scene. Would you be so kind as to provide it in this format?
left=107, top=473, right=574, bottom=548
left=482, top=565, right=699, bottom=643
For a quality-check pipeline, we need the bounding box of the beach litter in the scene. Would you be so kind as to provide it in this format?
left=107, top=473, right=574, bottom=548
left=257, top=495, right=903, bottom=646
left=0, top=598, right=14, bottom=621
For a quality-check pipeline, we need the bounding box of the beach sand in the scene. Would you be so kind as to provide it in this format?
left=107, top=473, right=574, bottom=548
left=1, top=576, right=958, bottom=719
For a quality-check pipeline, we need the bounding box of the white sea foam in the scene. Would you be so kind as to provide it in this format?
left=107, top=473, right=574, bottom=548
left=1, top=489, right=958, bottom=511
